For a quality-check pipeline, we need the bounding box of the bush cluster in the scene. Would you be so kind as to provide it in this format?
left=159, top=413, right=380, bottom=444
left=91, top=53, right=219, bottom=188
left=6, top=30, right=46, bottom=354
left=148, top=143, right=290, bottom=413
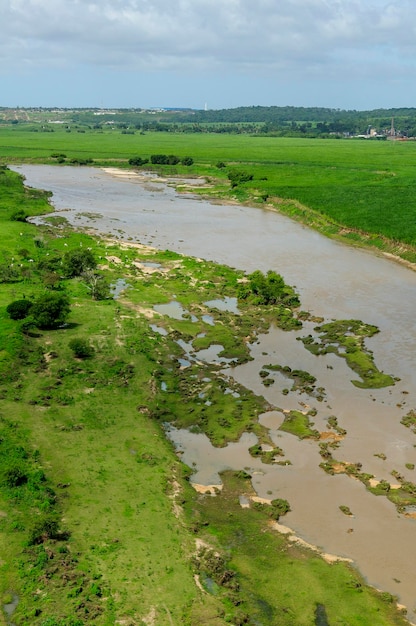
left=129, top=154, right=194, bottom=166
left=7, top=292, right=71, bottom=329
left=128, top=156, right=149, bottom=166
left=227, top=169, right=254, bottom=188
left=6, top=299, right=33, bottom=320
left=238, top=269, right=300, bottom=307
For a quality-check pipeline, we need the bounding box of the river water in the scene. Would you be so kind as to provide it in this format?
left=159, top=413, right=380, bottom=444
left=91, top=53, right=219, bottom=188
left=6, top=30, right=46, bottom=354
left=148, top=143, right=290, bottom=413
left=13, top=165, right=416, bottom=618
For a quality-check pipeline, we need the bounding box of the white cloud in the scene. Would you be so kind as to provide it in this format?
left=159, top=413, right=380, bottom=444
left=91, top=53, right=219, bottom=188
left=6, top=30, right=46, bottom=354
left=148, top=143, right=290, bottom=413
left=2, top=0, right=416, bottom=74
left=1, top=0, right=416, bottom=108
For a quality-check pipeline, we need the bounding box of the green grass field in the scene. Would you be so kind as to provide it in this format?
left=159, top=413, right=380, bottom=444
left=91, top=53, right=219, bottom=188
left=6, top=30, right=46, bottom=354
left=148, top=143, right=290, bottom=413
left=2, top=126, right=416, bottom=258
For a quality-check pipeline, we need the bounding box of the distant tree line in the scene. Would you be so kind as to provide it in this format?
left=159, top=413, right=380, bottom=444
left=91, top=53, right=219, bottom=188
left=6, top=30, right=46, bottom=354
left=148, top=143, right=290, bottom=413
left=7, top=105, right=416, bottom=138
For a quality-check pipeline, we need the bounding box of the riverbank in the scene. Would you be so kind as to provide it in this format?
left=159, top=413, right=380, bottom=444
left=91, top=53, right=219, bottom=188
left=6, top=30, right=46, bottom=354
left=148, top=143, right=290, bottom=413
left=102, top=163, right=416, bottom=272
left=1, top=165, right=414, bottom=624
left=3, top=129, right=416, bottom=264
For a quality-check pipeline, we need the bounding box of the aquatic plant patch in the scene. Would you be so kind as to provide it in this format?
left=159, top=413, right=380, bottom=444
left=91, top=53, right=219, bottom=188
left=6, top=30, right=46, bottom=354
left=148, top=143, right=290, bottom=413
left=279, top=409, right=320, bottom=439
left=299, top=319, right=396, bottom=388
left=318, top=442, right=416, bottom=514
left=261, top=363, right=326, bottom=399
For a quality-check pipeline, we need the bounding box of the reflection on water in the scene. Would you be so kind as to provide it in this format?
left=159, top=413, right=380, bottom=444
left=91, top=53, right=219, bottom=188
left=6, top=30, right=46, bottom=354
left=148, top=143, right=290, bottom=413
left=150, top=324, right=168, bottom=336
left=13, top=164, right=416, bottom=616
left=165, top=425, right=259, bottom=486
left=202, top=314, right=215, bottom=326
left=154, top=300, right=190, bottom=320
left=110, top=278, right=129, bottom=299
left=204, top=296, right=240, bottom=315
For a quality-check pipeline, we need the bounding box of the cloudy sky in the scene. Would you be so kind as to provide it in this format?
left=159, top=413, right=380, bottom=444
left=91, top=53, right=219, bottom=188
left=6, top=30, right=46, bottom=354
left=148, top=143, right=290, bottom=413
left=1, top=0, right=416, bottom=110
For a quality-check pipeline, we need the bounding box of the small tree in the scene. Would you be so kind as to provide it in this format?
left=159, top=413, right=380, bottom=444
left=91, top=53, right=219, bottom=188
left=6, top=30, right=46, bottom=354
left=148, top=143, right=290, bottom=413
left=63, top=248, right=96, bottom=278
left=82, top=270, right=111, bottom=300
left=181, top=157, right=194, bottom=166
left=30, top=292, right=71, bottom=329
left=6, top=299, right=33, bottom=320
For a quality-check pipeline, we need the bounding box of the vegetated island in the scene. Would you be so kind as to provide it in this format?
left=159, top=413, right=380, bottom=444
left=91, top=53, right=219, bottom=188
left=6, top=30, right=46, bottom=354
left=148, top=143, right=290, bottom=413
left=0, top=165, right=410, bottom=625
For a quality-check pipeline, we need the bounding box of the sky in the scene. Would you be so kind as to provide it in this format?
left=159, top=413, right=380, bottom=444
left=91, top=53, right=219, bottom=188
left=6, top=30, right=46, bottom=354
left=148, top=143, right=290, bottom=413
left=1, top=0, right=416, bottom=111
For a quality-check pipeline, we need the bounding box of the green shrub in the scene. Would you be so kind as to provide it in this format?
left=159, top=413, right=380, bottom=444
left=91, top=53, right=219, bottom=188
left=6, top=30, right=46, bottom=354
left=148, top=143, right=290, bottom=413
left=238, top=269, right=300, bottom=307
left=6, top=299, right=33, bottom=320
left=150, top=154, right=168, bottom=164
left=37, top=254, right=63, bottom=273
left=128, top=156, right=149, bottom=166
left=34, top=237, right=45, bottom=248
left=270, top=498, right=291, bottom=520
left=227, top=169, right=254, bottom=188
left=70, top=157, right=93, bottom=165
left=3, top=463, right=28, bottom=487
left=10, top=209, right=28, bottom=222
left=69, top=338, right=95, bottom=359
left=19, top=316, right=37, bottom=335
left=28, top=514, right=60, bottom=545
left=0, top=263, right=20, bottom=283
left=339, top=505, right=353, bottom=516
left=17, top=248, right=31, bottom=259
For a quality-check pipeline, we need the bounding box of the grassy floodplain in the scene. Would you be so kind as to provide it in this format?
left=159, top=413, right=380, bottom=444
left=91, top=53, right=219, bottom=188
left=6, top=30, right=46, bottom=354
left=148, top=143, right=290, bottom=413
left=2, top=125, right=416, bottom=262
left=0, top=165, right=411, bottom=625
left=0, top=124, right=412, bottom=626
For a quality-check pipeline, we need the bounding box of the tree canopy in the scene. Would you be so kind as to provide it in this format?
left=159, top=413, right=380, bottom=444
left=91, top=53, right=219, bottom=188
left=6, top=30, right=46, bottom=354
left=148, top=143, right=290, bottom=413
left=30, top=292, right=71, bottom=329
left=238, top=270, right=300, bottom=307
left=63, top=248, right=97, bottom=278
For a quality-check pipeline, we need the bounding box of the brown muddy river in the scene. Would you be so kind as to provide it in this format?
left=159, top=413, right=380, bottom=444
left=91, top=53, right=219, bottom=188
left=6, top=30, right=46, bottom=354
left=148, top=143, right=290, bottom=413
left=13, top=165, right=416, bottom=620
